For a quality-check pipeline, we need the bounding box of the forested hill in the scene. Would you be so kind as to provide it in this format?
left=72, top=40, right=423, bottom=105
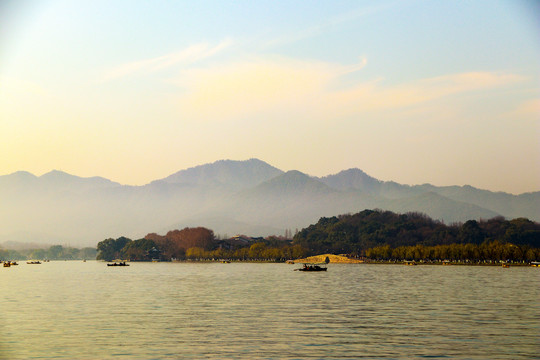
left=292, top=210, right=540, bottom=255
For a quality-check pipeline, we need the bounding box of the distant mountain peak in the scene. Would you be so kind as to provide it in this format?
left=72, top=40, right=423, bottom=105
left=341, top=168, right=370, bottom=175
left=1, top=159, right=538, bottom=246
left=11, top=170, right=36, bottom=177
left=36, top=170, right=119, bottom=187
left=4, top=171, right=37, bottom=180
left=218, top=158, right=271, bottom=166
left=320, top=167, right=381, bottom=191
left=283, top=169, right=308, bottom=177
left=156, top=158, right=283, bottom=190
left=273, top=169, right=314, bottom=181
left=0, top=171, right=38, bottom=187
left=254, top=169, right=333, bottom=195
left=40, top=169, right=73, bottom=178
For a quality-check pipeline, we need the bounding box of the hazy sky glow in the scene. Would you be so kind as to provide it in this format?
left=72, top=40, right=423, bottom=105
left=1, top=0, right=539, bottom=193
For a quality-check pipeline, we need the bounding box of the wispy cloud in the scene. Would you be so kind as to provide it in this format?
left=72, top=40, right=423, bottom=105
left=505, top=97, right=540, bottom=122
left=99, top=39, right=233, bottom=82
left=171, top=55, right=523, bottom=122
left=263, top=2, right=397, bottom=49
left=343, top=72, right=525, bottom=111
left=0, top=76, right=48, bottom=96
left=174, top=56, right=368, bottom=120
left=417, top=72, right=524, bottom=97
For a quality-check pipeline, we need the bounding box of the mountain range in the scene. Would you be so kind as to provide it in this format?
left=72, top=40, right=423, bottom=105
left=0, top=158, right=538, bottom=247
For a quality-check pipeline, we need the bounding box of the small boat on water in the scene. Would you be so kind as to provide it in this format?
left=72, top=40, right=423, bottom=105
left=107, top=261, right=129, bottom=266
left=295, top=263, right=327, bottom=271
left=295, top=256, right=330, bottom=271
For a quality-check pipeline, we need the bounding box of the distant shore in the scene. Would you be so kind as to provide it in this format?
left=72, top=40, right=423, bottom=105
left=363, top=260, right=534, bottom=266
left=98, top=257, right=537, bottom=266
left=294, top=254, right=364, bottom=264
left=292, top=254, right=536, bottom=266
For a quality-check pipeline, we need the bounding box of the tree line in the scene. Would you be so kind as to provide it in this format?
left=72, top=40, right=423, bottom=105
left=366, top=241, right=539, bottom=263
left=0, top=245, right=97, bottom=261
left=97, top=227, right=307, bottom=262
left=95, top=210, right=540, bottom=262
left=292, top=210, right=540, bottom=259
left=184, top=242, right=306, bottom=261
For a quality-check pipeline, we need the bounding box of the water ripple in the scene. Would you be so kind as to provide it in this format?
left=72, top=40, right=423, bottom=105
left=0, top=262, right=538, bottom=359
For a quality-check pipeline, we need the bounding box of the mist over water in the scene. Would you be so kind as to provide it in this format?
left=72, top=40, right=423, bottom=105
left=1, top=262, right=538, bottom=359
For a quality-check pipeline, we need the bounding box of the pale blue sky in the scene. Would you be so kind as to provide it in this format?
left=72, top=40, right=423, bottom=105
left=1, top=0, right=539, bottom=193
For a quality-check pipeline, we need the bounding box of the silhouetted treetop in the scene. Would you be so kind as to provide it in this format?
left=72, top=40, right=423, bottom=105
left=293, top=209, right=540, bottom=255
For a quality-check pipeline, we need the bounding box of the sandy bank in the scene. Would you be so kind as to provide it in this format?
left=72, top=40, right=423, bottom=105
left=295, top=254, right=363, bottom=264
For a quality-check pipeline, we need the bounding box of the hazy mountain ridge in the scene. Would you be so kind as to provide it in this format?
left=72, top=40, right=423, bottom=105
left=247, top=170, right=334, bottom=197
left=320, top=168, right=382, bottom=192
left=319, top=169, right=539, bottom=220
left=0, top=159, right=538, bottom=246
left=155, top=159, right=283, bottom=191
left=383, top=191, right=500, bottom=223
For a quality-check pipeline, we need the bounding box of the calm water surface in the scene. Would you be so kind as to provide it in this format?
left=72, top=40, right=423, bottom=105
left=0, top=261, right=538, bottom=359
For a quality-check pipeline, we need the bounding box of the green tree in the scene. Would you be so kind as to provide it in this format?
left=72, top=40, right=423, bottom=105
left=79, top=247, right=97, bottom=260
left=29, top=248, right=47, bottom=260
left=457, top=220, right=484, bottom=244
left=47, top=245, right=64, bottom=260
left=0, top=248, right=9, bottom=261
left=123, top=239, right=158, bottom=261
left=97, top=237, right=132, bottom=261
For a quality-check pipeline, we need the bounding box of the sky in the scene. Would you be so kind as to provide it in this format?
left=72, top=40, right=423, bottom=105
left=0, top=0, right=539, bottom=194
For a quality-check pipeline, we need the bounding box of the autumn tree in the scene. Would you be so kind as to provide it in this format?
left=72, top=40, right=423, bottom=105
left=145, top=227, right=215, bottom=260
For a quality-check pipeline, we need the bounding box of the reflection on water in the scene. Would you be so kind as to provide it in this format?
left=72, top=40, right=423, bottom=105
left=0, top=261, right=538, bottom=359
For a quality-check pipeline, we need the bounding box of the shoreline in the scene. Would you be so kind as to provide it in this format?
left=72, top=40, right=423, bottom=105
left=91, top=257, right=538, bottom=267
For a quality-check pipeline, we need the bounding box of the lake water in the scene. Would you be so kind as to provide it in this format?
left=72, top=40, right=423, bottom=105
left=0, top=261, right=538, bottom=359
